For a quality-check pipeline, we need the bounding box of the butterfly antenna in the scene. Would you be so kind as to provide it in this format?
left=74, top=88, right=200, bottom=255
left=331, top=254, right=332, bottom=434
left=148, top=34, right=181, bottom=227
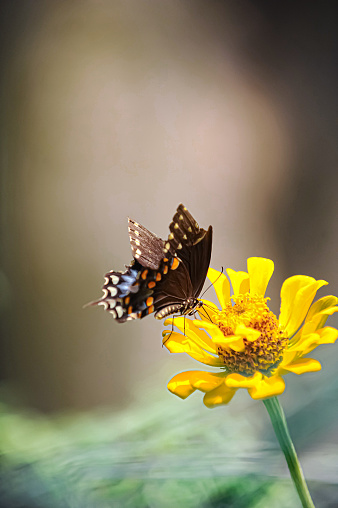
left=199, top=267, right=224, bottom=298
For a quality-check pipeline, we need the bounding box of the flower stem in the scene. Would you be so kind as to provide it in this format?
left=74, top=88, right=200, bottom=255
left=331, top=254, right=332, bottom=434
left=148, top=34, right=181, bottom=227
left=263, top=397, right=315, bottom=508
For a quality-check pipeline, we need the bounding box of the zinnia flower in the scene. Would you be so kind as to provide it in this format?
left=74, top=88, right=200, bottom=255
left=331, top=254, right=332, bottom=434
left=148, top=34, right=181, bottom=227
left=163, top=257, right=338, bottom=408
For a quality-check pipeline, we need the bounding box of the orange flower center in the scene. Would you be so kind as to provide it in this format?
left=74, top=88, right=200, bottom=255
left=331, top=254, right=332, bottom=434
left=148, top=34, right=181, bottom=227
left=215, top=294, right=287, bottom=376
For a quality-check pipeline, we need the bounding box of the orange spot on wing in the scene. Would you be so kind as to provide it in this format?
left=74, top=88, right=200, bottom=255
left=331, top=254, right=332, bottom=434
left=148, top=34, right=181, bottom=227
left=171, top=257, right=180, bottom=270
left=156, top=273, right=162, bottom=281
left=163, top=265, right=169, bottom=275
left=141, top=270, right=148, bottom=280
left=148, top=281, right=156, bottom=289
left=128, top=305, right=133, bottom=314
left=146, top=297, right=154, bottom=306
left=125, top=296, right=130, bottom=305
left=148, top=305, right=155, bottom=314
left=163, top=258, right=169, bottom=263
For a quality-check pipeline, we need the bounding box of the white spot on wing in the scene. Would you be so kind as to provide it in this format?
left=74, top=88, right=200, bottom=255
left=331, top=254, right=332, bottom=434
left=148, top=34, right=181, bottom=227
left=111, top=275, right=119, bottom=285
left=98, top=301, right=108, bottom=310
left=109, top=286, right=118, bottom=297
left=116, top=306, right=123, bottom=318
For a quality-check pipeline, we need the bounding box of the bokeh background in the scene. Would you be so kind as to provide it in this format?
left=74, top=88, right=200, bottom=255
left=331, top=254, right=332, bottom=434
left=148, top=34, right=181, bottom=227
left=1, top=1, right=337, bottom=507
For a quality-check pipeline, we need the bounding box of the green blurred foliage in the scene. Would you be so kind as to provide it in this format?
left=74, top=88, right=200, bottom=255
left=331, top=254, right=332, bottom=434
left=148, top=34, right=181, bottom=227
left=1, top=388, right=337, bottom=507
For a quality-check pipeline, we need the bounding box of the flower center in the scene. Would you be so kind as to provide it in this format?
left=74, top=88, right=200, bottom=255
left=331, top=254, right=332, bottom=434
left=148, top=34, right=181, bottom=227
left=215, top=294, right=287, bottom=377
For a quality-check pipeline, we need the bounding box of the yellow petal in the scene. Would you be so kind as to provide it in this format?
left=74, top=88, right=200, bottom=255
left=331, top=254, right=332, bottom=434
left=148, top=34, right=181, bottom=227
left=226, top=338, right=245, bottom=352
left=225, top=372, right=262, bottom=388
left=248, top=375, right=285, bottom=400
left=290, top=297, right=338, bottom=349
left=247, top=257, right=274, bottom=297
left=291, top=303, right=338, bottom=350
left=193, top=320, right=258, bottom=352
left=316, top=326, right=338, bottom=345
left=167, top=370, right=225, bottom=399
left=234, top=324, right=262, bottom=342
left=282, top=358, right=321, bottom=375
left=303, top=296, right=338, bottom=335
left=165, top=317, right=217, bottom=353
left=226, top=269, right=250, bottom=296
left=213, top=324, right=261, bottom=352
left=298, top=327, right=338, bottom=355
left=279, top=276, right=328, bottom=338
left=164, top=316, right=185, bottom=328
left=193, top=320, right=226, bottom=344
left=203, top=383, right=236, bottom=408
left=306, top=295, right=338, bottom=323
left=289, top=333, right=320, bottom=354
left=280, top=350, right=298, bottom=366
left=163, top=331, right=222, bottom=367
left=207, top=267, right=231, bottom=308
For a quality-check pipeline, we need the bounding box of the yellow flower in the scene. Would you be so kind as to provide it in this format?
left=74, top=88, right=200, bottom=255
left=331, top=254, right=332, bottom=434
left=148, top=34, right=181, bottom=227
left=163, top=257, right=338, bottom=408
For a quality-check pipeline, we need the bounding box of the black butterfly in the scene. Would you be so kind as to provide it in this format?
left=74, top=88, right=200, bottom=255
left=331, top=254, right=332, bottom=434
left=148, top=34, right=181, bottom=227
left=90, top=204, right=212, bottom=323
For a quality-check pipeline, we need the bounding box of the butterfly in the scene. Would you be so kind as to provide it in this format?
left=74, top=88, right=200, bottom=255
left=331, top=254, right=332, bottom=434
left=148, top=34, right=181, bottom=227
left=90, top=204, right=212, bottom=323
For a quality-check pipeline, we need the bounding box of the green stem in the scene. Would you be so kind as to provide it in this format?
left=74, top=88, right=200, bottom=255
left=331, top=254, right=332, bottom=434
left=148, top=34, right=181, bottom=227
left=263, top=397, right=315, bottom=508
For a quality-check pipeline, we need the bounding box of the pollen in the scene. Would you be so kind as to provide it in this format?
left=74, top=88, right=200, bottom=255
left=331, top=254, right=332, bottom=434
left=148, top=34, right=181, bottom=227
left=216, top=294, right=287, bottom=377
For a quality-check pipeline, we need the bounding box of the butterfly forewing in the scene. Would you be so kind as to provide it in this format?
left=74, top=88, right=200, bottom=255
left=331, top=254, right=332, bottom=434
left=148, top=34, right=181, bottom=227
left=166, top=204, right=205, bottom=251
left=128, top=218, right=165, bottom=270
left=189, top=226, right=213, bottom=298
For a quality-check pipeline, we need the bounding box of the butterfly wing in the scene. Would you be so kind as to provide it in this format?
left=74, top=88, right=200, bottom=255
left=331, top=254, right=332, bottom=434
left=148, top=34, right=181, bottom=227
left=187, top=225, right=213, bottom=298
left=165, top=204, right=213, bottom=298
left=87, top=261, right=145, bottom=322
left=140, top=205, right=213, bottom=319
left=128, top=218, right=165, bottom=270
left=90, top=204, right=212, bottom=322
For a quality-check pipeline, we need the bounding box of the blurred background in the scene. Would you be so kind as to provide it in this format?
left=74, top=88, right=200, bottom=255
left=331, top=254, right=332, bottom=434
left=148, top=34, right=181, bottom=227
left=0, top=1, right=337, bottom=507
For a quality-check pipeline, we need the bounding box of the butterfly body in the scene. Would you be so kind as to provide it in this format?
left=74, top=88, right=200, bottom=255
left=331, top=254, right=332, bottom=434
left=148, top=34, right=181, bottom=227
left=90, top=204, right=212, bottom=322
left=154, top=298, right=203, bottom=320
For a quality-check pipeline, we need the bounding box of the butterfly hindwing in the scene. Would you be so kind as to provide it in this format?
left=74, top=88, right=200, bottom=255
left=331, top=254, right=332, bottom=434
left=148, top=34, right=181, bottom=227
left=91, top=262, right=142, bottom=321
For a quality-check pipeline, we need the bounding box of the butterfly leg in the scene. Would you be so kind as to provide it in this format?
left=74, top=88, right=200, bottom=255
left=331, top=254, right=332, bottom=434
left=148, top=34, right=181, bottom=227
left=201, top=305, right=213, bottom=322
left=162, top=315, right=175, bottom=347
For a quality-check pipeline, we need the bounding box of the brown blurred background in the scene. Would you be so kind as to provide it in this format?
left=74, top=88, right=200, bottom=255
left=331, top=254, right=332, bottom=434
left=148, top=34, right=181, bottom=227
left=1, top=0, right=337, bottom=413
